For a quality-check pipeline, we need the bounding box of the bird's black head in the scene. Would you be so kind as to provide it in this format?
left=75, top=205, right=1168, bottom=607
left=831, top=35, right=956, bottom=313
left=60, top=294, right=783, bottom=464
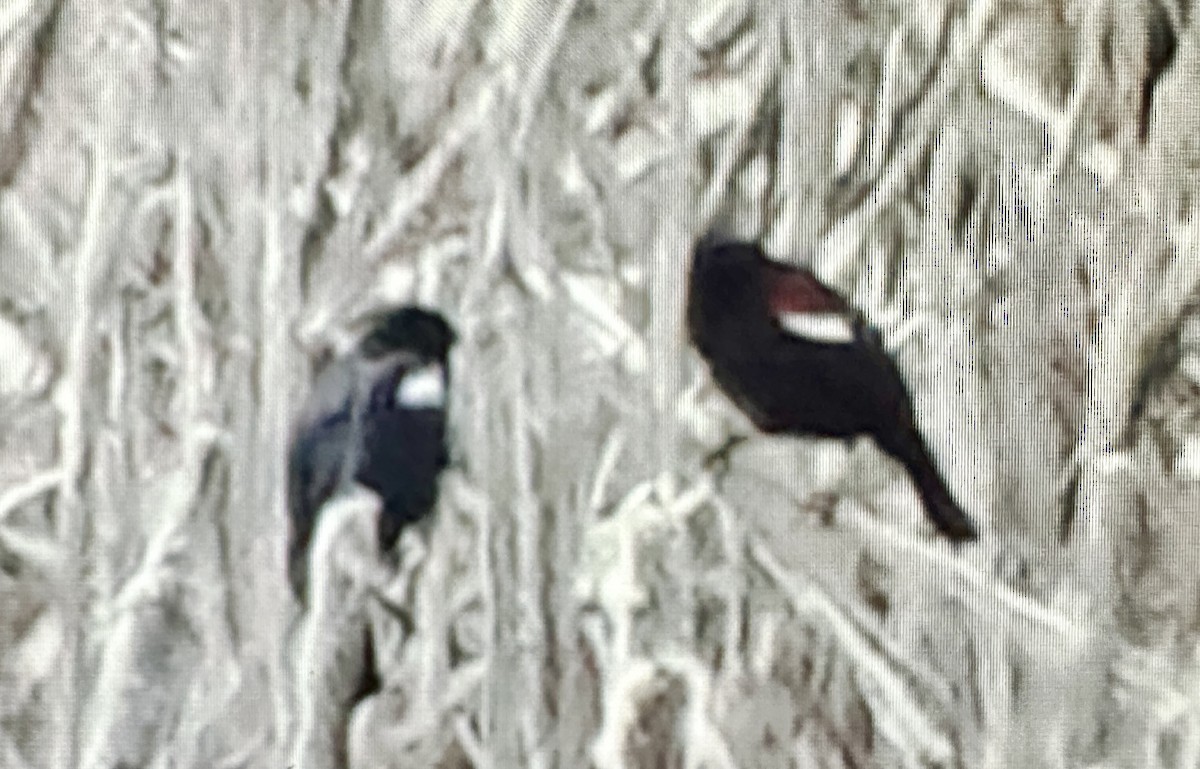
left=692, top=232, right=764, bottom=283
left=358, top=307, right=457, bottom=362
left=690, top=232, right=768, bottom=312
left=694, top=231, right=760, bottom=262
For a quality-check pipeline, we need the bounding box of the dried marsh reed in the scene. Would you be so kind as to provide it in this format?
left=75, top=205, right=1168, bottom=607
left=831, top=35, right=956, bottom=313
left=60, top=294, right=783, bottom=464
left=0, top=1, right=1197, bottom=768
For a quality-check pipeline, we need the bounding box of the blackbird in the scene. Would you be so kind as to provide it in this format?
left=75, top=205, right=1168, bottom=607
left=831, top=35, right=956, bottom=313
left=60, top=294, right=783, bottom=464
left=287, top=306, right=456, bottom=602
left=687, top=234, right=978, bottom=542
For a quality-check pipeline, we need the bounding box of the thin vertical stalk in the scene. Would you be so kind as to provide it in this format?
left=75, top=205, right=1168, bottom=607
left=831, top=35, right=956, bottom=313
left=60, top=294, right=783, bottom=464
left=53, top=148, right=111, bottom=769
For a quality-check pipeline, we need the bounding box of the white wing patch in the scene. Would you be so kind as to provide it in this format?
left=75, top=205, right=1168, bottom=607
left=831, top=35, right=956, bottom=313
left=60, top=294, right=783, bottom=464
left=777, top=312, right=856, bottom=344
left=395, top=364, right=446, bottom=408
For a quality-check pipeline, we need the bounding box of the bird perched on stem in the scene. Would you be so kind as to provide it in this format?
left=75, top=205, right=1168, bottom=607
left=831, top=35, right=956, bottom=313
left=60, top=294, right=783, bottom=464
left=287, top=306, right=457, bottom=603
left=687, top=234, right=978, bottom=542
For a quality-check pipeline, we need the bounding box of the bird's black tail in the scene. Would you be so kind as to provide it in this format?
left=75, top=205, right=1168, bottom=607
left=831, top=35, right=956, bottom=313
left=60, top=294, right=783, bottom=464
left=880, top=427, right=979, bottom=543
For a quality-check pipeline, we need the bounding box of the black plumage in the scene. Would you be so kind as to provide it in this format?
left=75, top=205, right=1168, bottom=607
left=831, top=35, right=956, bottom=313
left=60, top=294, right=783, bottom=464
left=687, top=235, right=978, bottom=542
left=287, top=307, right=456, bottom=602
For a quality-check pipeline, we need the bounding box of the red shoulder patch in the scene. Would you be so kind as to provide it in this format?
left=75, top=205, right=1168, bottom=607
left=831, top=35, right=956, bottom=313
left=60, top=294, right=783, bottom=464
left=761, top=262, right=850, bottom=316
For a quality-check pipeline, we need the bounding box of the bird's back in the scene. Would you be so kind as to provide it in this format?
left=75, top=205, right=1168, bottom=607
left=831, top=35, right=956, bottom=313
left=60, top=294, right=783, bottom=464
left=287, top=411, right=354, bottom=599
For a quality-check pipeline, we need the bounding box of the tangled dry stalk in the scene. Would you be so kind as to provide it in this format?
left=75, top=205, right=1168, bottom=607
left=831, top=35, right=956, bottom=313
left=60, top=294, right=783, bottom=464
left=0, top=0, right=1198, bottom=767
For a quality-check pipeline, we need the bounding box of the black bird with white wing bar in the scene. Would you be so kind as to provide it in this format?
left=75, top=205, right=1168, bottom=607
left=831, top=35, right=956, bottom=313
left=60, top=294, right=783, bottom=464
left=287, top=306, right=457, bottom=603
left=687, top=234, right=978, bottom=542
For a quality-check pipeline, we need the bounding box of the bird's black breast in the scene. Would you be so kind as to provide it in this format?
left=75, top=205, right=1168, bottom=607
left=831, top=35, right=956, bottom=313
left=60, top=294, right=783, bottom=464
left=357, top=405, right=447, bottom=533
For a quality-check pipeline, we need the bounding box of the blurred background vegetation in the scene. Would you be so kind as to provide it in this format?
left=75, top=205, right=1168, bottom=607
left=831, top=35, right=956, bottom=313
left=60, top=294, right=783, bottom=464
left=1, top=0, right=1199, bottom=767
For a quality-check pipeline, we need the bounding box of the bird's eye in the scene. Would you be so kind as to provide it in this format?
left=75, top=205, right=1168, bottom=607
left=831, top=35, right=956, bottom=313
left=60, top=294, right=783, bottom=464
left=395, top=364, right=446, bottom=408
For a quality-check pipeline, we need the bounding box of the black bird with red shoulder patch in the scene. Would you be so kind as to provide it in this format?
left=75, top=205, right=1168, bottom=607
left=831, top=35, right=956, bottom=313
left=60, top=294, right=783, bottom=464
left=287, top=306, right=457, bottom=603
left=687, top=234, right=978, bottom=542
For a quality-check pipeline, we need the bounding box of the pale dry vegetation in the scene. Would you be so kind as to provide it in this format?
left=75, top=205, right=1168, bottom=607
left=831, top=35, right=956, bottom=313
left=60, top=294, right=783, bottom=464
left=0, top=0, right=1198, bottom=767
